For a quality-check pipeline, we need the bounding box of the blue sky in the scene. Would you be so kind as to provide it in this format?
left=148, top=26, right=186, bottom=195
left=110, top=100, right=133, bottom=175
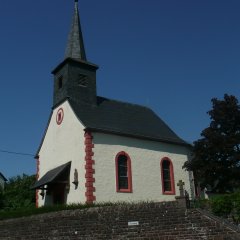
left=0, top=0, right=240, bottom=178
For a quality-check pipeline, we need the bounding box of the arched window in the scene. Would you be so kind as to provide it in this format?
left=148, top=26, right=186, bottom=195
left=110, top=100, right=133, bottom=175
left=161, top=158, right=175, bottom=195
left=115, top=152, right=132, bottom=193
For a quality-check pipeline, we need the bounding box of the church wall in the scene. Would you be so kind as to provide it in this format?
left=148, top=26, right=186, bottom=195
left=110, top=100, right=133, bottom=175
left=93, top=132, right=192, bottom=203
left=37, top=101, right=86, bottom=207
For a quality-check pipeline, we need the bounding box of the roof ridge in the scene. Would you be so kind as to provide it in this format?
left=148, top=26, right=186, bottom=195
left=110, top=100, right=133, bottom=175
left=97, top=96, right=152, bottom=110
left=69, top=95, right=153, bottom=112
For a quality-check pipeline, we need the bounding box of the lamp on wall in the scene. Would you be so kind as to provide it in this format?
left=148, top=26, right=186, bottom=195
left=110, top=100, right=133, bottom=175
left=72, top=169, right=79, bottom=189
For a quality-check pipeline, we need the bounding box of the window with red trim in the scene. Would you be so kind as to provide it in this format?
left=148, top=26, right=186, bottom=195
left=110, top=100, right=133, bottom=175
left=161, top=158, right=175, bottom=195
left=115, top=152, right=132, bottom=193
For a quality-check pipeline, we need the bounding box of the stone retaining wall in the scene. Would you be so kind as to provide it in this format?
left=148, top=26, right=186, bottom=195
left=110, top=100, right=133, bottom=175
left=0, top=202, right=239, bottom=240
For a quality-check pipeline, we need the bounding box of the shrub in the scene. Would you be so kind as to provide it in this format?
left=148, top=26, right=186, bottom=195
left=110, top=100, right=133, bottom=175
left=231, top=192, right=240, bottom=223
left=210, top=195, right=233, bottom=217
left=0, top=187, right=4, bottom=209
left=4, top=174, right=36, bottom=210
left=191, top=199, right=210, bottom=209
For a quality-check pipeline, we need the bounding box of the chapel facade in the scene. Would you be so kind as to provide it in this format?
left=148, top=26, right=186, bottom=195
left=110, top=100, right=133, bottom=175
left=32, top=0, right=194, bottom=207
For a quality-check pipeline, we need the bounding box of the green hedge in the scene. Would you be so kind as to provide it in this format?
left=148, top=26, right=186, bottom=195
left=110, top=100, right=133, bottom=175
left=211, top=195, right=233, bottom=217
left=210, top=192, right=240, bottom=223
left=0, top=203, right=92, bottom=220
left=0, top=202, right=132, bottom=220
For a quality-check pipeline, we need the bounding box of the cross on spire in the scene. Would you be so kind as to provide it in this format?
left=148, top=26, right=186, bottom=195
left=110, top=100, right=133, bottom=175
left=65, top=0, right=86, bottom=61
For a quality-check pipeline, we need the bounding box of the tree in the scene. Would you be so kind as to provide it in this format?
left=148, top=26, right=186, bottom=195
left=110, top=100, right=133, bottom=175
left=184, top=94, right=240, bottom=193
left=4, top=174, right=36, bottom=209
left=0, top=186, right=4, bottom=209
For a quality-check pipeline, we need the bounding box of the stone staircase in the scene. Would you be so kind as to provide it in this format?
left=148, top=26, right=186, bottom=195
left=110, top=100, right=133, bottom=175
left=0, top=202, right=239, bottom=239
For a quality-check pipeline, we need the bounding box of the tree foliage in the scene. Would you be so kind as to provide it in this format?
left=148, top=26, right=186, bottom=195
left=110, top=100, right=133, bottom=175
left=3, top=174, right=36, bottom=210
left=0, top=186, right=4, bottom=209
left=184, top=94, right=240, bottom=193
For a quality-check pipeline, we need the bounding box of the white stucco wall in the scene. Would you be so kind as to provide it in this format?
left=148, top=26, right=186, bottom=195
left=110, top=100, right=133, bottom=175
left=38, top=100, right=86, bottom=206
left=93, top=132, right=193, bottom=203
left=37, top=100, right=193, bottom=206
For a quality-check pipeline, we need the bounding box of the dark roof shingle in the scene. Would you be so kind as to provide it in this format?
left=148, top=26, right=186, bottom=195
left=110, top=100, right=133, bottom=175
left=69, top=97, right=187, bottom=146
left=31, top=162, right=71, bottom=189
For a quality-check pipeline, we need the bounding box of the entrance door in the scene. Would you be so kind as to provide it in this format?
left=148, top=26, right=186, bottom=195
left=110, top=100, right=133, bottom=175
left=52, top=184, right=65, bottom=205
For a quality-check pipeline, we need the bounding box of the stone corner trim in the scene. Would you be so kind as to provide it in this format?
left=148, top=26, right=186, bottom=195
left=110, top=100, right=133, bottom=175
left=36, top=156, right=40, bottom=208
left=84, top=131, right=96, bottom=204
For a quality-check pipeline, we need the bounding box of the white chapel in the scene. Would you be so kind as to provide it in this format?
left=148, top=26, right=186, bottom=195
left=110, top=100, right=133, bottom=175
left=32, top=0, right=194, bottom=207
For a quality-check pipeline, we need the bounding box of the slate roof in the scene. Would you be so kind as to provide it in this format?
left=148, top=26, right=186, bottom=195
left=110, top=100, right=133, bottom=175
left=65, top=0, right=86, bottom=61
left=31, top=162, right=71, bottom=189
left=69, top=97, right=188, bottom=146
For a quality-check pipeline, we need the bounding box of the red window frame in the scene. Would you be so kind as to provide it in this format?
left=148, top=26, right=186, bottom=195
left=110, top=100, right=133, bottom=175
left=115, top=151, right=133, bottom=193
left=56, top=108, right=64, bottom=125
left=161, top=157, right=175, bottom=195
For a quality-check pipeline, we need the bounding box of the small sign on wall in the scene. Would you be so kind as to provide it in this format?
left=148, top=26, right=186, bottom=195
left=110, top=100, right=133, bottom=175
left=128, top=221, right=139, bottom=226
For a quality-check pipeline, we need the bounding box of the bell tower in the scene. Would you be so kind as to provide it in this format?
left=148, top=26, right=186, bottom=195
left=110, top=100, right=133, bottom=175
left=52, top=0, right=98, bottom=107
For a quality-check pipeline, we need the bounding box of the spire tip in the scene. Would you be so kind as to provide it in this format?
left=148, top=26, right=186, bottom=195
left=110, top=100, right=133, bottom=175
left=65, top=0, right=86, bottom=61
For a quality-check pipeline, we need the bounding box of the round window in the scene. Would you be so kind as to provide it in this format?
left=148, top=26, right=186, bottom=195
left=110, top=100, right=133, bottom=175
left=56, top=108, right=64, bottom=125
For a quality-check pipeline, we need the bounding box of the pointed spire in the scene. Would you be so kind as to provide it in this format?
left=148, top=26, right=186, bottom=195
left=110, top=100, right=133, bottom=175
left=65, top=0, right=87, bottom=61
